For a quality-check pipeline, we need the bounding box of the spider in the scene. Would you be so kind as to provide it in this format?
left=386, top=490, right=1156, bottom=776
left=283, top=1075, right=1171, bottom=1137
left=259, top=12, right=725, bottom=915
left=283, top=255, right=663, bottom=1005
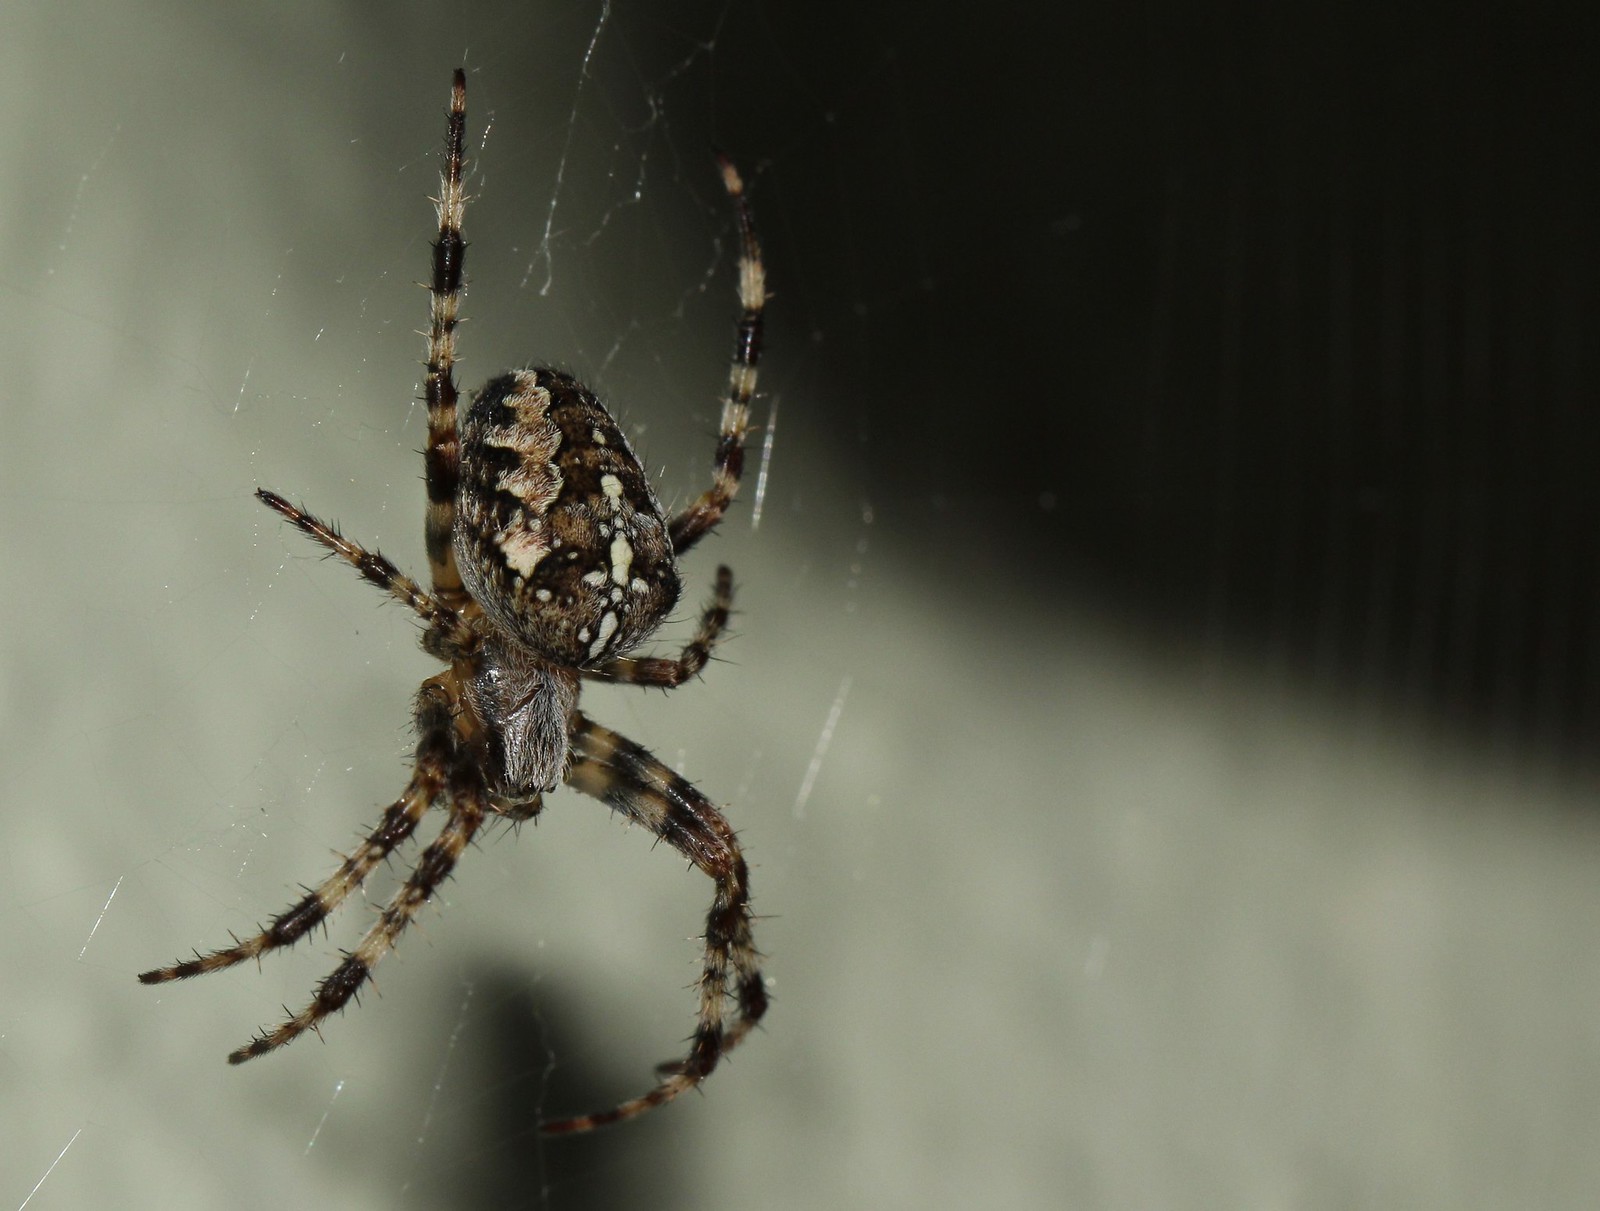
left=139, top=69, right=769, bottom=1134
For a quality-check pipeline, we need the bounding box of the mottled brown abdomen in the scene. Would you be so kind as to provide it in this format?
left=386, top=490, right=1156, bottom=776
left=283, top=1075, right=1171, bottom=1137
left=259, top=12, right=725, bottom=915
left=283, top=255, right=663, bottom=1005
left=454, top=368, right=680, bottom=667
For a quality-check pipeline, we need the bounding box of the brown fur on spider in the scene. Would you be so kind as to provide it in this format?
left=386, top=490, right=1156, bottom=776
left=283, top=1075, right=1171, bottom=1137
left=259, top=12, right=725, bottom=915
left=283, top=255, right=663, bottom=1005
left=139, top=69, right=769, bottom=1135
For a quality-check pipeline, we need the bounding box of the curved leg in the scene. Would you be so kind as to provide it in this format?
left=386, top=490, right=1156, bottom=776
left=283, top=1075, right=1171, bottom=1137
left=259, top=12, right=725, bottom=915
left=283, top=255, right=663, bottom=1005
left=667, top=156, right=767, bottom=554
left=139, top=680, right=456, bottom=985
left=544, top=711, right=767, bottom=1134
left=580, top=566, right=734, bottom=688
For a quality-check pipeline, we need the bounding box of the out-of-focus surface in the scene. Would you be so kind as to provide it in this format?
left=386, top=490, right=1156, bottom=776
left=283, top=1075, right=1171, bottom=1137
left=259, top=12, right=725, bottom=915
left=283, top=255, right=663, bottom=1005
left=3, top=4, right=1598, bottom=1209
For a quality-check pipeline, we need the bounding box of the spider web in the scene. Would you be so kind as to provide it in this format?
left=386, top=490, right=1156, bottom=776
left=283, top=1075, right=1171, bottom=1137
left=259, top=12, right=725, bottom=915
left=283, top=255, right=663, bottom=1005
left=7, top=2, right=1600, bottom=1209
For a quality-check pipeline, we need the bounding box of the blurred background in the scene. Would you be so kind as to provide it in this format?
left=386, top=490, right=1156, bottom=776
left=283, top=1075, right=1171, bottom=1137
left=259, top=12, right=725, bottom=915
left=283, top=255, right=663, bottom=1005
left=3, top=2, right=1599, bottom=1208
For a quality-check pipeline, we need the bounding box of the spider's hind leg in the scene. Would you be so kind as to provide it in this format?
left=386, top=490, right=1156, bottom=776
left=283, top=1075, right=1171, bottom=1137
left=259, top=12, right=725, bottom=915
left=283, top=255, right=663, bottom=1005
left=543, top=711, right=767, bottom=1134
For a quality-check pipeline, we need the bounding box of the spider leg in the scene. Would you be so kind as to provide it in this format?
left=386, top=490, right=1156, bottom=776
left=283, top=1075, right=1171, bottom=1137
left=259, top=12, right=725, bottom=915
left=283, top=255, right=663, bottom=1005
left=424, top=68, right=470, bottom=607
left=228, top=753, right=489, bottom=1064
left=139, top=681, right=456, bottom=985
left=579, top=565, right=734, bottom=688
left=667, top=155, right=767, bottom=555
left=543, top=711, right=767, bottom=1134
left=255, top=489, right=474, bottom=655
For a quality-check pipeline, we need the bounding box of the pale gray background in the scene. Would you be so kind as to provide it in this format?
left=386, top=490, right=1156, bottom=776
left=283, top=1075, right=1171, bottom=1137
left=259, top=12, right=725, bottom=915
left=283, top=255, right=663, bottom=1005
left=4, top=3, right=1599, bottom=1209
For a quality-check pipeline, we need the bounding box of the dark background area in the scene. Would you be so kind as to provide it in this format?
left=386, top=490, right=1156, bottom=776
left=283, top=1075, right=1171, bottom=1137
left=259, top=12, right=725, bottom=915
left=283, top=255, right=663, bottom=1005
left=697, top=1, right=1600, bottom=770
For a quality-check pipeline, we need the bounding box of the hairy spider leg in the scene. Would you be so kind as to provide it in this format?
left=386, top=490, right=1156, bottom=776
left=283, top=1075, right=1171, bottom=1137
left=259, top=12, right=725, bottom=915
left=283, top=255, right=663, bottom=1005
left=254, top=489, right=474, bottom=656
left=424, top=68, right=470, bottom=606
left=667, top=155, right=768, bottom=554
left=580, top=564, right=735, bottom=687
left=138, top=681, right=456, bottom=985
left=542, top=712, right=767, bottom=1134
left=228, top=754, right=493, bottom=1064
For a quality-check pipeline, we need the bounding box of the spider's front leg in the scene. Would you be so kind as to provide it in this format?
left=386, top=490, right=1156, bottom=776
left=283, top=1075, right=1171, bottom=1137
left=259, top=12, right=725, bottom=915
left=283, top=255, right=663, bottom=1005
left=255, top=489, right=475, bottom=656
left=667, top=156, right=767, bottom=555
left=422, top=68, right=470, bottom=608
left=542, top=711, right=767, bottom=1134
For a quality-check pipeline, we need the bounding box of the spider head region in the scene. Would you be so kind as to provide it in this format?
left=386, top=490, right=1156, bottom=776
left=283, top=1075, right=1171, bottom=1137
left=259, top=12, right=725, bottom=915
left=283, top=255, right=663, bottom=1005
left=460, top=640, right=579, bottom=796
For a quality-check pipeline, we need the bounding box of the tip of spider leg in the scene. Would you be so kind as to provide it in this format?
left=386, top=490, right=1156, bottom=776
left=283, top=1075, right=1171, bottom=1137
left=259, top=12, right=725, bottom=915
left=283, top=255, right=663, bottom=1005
left=711, top=150, right=745, bottom=196
left=227, top=1033, right=274, bottom=1065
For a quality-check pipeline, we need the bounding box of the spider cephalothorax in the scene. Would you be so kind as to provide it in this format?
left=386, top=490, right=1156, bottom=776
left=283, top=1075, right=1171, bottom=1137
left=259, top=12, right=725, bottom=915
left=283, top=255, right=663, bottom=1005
left=140, top=69, right=769, bottom=1134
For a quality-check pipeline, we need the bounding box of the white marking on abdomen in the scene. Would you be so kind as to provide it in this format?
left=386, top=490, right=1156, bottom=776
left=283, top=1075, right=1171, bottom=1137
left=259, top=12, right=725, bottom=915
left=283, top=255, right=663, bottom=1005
left=497, top=530, right=551, bottom=577
left=609, top=533, right=634, bottom=585
left=589, top=610, right=618, bottom=657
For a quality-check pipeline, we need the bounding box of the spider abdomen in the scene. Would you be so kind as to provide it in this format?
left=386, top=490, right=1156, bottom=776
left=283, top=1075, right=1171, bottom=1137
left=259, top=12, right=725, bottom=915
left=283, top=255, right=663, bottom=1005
left=455, top=368, right=680, bottom=666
